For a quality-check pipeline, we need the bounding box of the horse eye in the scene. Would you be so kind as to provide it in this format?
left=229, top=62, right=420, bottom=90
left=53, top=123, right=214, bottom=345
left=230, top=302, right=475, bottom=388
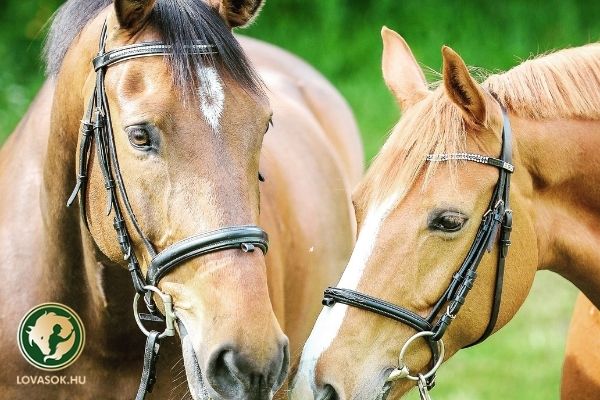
left=429, top=211, right=468, bottom=233
left=127, top=126, right=152, bottom=150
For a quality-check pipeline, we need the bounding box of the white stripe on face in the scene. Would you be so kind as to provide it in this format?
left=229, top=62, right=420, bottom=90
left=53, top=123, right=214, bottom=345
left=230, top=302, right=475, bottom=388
left=293, top=194, right=400, bottom=393
left=197, top=66, right=224, bottom=133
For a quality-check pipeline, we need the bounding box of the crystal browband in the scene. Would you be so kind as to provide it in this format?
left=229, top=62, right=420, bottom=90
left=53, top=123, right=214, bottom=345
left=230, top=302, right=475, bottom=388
left=426, top=153, right=514, bottom=172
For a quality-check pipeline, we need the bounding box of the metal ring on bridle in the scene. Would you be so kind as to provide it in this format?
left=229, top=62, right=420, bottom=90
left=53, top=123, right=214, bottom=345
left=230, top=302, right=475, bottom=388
left=133, top=285, right=177, bottom=339
left=387, top=331, right=445, bottom=382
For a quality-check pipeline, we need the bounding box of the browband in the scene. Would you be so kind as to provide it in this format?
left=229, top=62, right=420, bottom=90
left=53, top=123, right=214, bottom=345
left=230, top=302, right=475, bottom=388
left=93, top=41, right=217, bottom=70
left=426, top=153, right=514, bottom=172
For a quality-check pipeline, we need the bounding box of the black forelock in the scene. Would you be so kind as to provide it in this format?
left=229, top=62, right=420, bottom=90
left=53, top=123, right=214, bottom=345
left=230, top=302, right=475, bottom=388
left=44, top=0, right=262, bottom=95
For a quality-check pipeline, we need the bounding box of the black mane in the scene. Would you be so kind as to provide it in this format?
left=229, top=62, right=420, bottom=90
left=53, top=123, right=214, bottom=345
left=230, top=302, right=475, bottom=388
left=44, top=0, right=262, bottom=94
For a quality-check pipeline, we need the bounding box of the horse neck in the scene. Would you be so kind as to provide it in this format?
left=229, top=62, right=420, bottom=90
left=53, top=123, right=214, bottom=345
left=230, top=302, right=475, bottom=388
left=515, top=115, right=600, bottom=307
left=41, top=18, right=142, bottom=356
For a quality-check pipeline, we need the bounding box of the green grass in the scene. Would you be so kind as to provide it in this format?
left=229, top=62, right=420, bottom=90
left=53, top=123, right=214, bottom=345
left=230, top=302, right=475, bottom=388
left=0, top=1, right=593, bottom=398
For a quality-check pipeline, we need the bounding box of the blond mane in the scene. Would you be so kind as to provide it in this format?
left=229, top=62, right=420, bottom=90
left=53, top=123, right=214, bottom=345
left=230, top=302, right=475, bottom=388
left=359, top=43, right=600, bottom=205
left=485, top=44, right=600, bottom=120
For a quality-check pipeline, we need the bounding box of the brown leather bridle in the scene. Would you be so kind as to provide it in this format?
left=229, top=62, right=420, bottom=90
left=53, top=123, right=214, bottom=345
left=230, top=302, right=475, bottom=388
left=67, top=21, right=269, bottom=400
left=322, top=103, right=514, bottom=396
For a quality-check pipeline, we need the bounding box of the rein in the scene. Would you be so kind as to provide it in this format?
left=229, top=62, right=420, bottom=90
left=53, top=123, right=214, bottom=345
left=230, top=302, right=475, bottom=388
left=67, top=21, right=269, bottom=399
left=322, top=105, right=514, bottom=397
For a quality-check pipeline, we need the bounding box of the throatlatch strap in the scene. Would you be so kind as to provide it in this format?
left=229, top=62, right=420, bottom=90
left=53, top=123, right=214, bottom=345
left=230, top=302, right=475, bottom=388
left=136, top=331, right=161, bottom=400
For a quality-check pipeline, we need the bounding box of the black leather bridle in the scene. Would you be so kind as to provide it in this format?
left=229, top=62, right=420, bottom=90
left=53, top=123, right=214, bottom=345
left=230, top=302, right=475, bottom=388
left=67, top=21, right=269, bottom=400
left=322, top=105, right=514, bottom=395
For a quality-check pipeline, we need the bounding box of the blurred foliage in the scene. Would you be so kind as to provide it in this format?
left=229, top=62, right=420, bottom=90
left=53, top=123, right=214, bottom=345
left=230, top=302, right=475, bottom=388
left=0, top=2, right=594, bottom=398
left=0, top=0, right=63, bottom=139
left=244, top=0, right=600, bottom=158
left=1, top=0, right=600, bottom=157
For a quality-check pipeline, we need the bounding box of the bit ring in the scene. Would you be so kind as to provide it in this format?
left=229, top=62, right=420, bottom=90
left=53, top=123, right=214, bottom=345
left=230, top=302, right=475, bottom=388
left=133, top=285, right=177, bottom=339
left=387, top=331, right=445, bottom=382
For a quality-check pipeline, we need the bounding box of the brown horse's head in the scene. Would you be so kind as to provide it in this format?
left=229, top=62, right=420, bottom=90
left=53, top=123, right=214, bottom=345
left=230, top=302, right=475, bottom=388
left=67, top=0, right=287, bottom=398
left=292, top=28, right=537, bottom=399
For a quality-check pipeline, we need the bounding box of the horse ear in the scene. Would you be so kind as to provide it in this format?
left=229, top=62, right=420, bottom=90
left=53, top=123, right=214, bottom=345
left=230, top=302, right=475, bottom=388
left=208, top=0, right=265, bottom=28
left=114, top=0, right=156, bottom=31
left=442, top=46, right=487, bottom=126
left=381, top=27, right=428, bottom=111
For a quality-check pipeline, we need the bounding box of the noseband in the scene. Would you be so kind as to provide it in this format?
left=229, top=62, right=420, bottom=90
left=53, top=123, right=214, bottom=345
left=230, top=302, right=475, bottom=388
left=67, top=22, right=269, bottom=399
left=322, top=105, right=513, bottom=396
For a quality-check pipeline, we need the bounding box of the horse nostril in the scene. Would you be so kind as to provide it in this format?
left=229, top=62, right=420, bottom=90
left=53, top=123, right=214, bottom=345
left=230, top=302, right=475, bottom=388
left=205, top=342, right=289, bottom=399
left=273, top=339, right=290, bottom=390
left=206, top=348, right=245, bottom=398
left=320, top=384, right=340, bottom=400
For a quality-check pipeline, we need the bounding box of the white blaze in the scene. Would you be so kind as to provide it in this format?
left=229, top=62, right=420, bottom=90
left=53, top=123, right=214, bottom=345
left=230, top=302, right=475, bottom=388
left=294, top=194, right=400, bottom=393
left=197, top=66, right=224, bottom=133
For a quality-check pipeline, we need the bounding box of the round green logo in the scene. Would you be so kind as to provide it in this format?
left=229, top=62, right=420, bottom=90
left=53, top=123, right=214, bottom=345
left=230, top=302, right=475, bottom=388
left=17, top=303, right=85, bottom=371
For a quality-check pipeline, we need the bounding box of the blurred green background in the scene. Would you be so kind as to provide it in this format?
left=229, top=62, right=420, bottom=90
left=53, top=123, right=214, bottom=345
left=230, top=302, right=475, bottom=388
left=1, top=1, right=599, bottom=399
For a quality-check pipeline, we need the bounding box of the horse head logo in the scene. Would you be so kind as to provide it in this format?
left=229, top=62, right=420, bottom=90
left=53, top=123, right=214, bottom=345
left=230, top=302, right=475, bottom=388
left=25, top=311, right=76, bottom=362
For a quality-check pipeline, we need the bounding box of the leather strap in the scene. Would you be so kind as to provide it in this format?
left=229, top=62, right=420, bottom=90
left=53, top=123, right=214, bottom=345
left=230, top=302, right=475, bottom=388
left=93, top=42, right=217, bottom=70
left=68, top=22, right=152, bottom=295
left=467, top=108, right=513, bottom=345
left=426, top=153, right=514, bottom=172
left=322, top=286, right=441, bottom=385
left=147, top=225, right=269, bottom=286
left=136, top=331, right=161, bottom=400
left=323, top=288, right=432, bottom=332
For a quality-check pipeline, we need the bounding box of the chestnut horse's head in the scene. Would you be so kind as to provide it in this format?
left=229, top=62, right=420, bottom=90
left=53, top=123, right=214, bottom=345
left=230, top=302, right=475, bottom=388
left=53, top=0, right=287, bottom=398
left=292, top=28, right=537, bottom=399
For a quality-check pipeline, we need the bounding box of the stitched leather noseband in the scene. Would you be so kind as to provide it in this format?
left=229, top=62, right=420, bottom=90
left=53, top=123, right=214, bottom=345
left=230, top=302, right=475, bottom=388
left=322, top=105, right=514, bottom=393
left=67, top=21, right=269, bottom=400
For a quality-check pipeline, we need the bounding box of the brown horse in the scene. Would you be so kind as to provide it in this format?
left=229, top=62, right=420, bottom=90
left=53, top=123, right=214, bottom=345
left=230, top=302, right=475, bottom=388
left=0, top=1, right=362, bottom=399
left=562, top=293, right=600, bottom=399
left=291, top=27, right=600, bottom=399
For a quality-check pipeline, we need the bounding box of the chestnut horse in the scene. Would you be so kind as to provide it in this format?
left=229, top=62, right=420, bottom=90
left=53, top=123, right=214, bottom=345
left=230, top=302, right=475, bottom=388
left=0, top=0, right=362, bottom=399
left=291, top=27, right=600, bottom=399
left=562, top=293, right=600, bottom=399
